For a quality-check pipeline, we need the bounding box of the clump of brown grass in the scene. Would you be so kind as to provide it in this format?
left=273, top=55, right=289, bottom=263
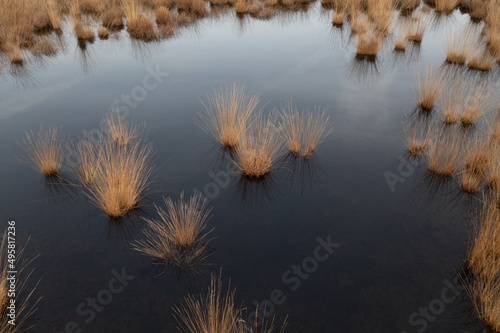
left=132, top=192, right=213, bottom=267
left=415, top=66, right=444, bottom=110
left=446, top=33, right=471, bottom=64
left=468, top=0, right=488, bottom=21
left=74, top=19, right=95, bottom=41
left=102, top=7, right=124, bottom=29
left=440, top=79, right=465, bottom=125
left=128, top=16, right=157, bottom=41
left=235, top=0, right=249, bottom=14
left=468, top=49, right=496, bottom=71
left=279, top=103, right=302, bottom=156
left=47, top=0, right=61, bottom=30
left=407, top=17, right=427, bottom=43
left=460, top=80, right=492, bottom=127
left=405, top=117, right=430, bottom=156
left=468, top=275, right=500, bottom=332
left=350, top=14, right=370, bottom=35
left=235, top=115, right=283, bottom=179
left=487, top=147, right=500, bottom=193
left=198, top=85, right=260, bottom=149
left=459, top=134, right=490, bottom=193
left=98, top=27, right=110, bottom=39
left=6, top=45, right=24, bottom=64
left=19, top=126, right=65, bottom=176
left=155, top=6, right=172, bottom=24
left=301, top=108, right=332, bottom=158
left=31, top=38, right=57, bottom=56
left=395, top=36, right=408, bottom=51
left=80, top=0, right=106, bottom=14
left=177, top=0, right=207, bottom=16
left=77, top=137, right=153, bottom=218
left=106, top=111, right=143, bottom=146
left=332, top=10, right=345, bottom=26
left=356, top=31, right=381, bottom=56
left=434, top=0, right=459, bottom=13
left=427, top=127, right=463, bottom=177
left=122, top=0, right=142, bottom=28
left=174, top=274, right=288, bottom=333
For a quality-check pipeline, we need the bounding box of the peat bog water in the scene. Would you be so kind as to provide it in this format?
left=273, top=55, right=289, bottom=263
left=0, top=3, right=499, bottom=332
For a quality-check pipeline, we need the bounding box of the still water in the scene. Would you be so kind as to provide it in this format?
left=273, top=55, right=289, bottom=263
left=0, top=4, right=497, bottom=332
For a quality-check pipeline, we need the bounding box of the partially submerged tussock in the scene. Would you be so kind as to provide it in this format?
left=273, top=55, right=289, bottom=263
left=415, top=66, right=444, bottom=110
left=75, top=131, right=154, bottom=218
left=427, top=127, right=463, bottom=177
left=19, top=126, right=65, bottom=176
left=132, top=192, right=213, bottom=267
left=198, top=85, right=260, bottom=149
left=174, top=274, right=287, bottom=333
left=234, top=115, right=283, bottom=179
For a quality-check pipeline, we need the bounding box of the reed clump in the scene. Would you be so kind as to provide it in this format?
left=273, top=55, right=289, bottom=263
left=102, top=8, right=124, bottom=29
left=356, top=32, right=382, bottom=57
left=174, top=274, right=288, bottom=333
left=106, top=111, right=142, bottom=146
left=415, top=66, right=444, bottom=110
left=460, top=80, right=492, bottom=127
left=434, top=0, right=460, bottom=13
left=467, top=49, right=496, bottom=71
left=155, top=6, right=172, bottom=25
left=98, top=27, right=110, bottom=39
left=128, top=16, right=157, bottom=41
left=198, top=85, right=260, bottom=149
left=19, top=126, right=65, bottom=176
left=76, top=125, right=154, bottom=218
left=446, top=33, right=471, bottom=64
left=132, top=193, right=212, bottom=267
left=235, top=116, right=283, bottom=179
left=427, top=128, right=463, bottom=177
left=405, top=118, right=430, bottom=156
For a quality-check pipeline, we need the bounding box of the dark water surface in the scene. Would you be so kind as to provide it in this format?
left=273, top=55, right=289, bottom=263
left=0, top=4, right=497, bottom=333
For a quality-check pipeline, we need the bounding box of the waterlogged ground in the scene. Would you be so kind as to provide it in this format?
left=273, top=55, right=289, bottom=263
left=0, top=4, right=498, bottom=333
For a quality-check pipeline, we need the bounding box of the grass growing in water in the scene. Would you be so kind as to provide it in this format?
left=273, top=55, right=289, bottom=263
left=19, top=126, right=65, bottom=176
left=415, top=66, right=443, bottom=110
left=132, top=192, right=213, bottom=267
left=234, top=115, right=283, bottom=179
left=198, top=85, right=260, bottom=149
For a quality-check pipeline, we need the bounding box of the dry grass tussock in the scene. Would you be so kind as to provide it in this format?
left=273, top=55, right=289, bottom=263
left=356, top=31, right=382, bottom=56
left=0, top=231, right=40, bottom=333
left=446, top=32, right=472, bottom=64
left=440, top=78, right=465, bottom=124
left=415, top=66, right=444, bottom=110
left=234, top=115, right=283, bottom=179
left=466, top=200, right=500, bottom=331
left=75, top=129, right=154, bottom=218
left=19, top=126, right=65, bottom=176
left=102, top=7, right=124, bottom=29
left=98, top=27, right=110, bottom=39
left=132, top=192, right=213, bottom=267
left=468, top=48, right=496, bottom=71
left=155, top=6, right=172, bottom=25
left=174, top=274, right=287, bottom=333
left=427, top=127, right=463, bottom=177
left=405, top=117, right=430, bottom=156
left=407, top=16, right=427, bottom=43
left=198, top=85, right=260, bottom=149
left=279, top=103, right=332, bottom=158
left=434, top=0, right=460, bottom=13
left=460, top=80, right=493, bottom=127
left=106, top=111, right=143, bottom=146
left=459, top=134, right=490, bottom=193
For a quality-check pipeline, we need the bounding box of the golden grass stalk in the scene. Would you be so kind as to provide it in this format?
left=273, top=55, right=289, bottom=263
left=415, top=66, right=444, bottom=110
left=234, top=115, right=283, bottom=179
left=0, top=231, right=40, bottom=333
left=122, top=0, right=141, bottom=27
left=301, top=108, right=332, bottom=158
left=19, top=126, right=65, bottom=176
left=198, top=85, right=260, bottom=149
left=132, top=192, right=212, bottom=266
left=427, top=127, right=463, bottom=177
left=77, top=138, right=153, bottom=218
